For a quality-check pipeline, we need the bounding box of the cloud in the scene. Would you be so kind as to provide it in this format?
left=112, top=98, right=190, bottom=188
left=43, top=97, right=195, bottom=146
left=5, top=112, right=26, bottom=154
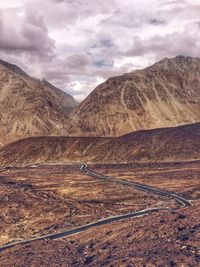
left=65, top=54, right=91, bottom=70
left=149, top=19, right=166, bottom=25
left=0, top=8, right=55, bottom=59
left=125, top=22, right=200, bottom=59
left=0, top=0, right=200, bottom=100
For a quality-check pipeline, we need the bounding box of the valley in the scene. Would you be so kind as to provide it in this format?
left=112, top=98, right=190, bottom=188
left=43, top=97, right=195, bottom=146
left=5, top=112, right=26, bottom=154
left=0, top=56, right=199, bottom=266
left=0, top=163, right=174, bottom=247
left=0, top=161, right=199, bottom=266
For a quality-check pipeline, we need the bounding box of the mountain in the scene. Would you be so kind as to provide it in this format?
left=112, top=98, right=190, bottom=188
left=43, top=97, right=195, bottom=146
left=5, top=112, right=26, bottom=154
left=0, top=59, right=78, bottom=146
left=1, top=56, right=200, bottom=146
left=67, top=56, right=200, bottom=136
left=42, top=79, right=79, bottom=113
left=0, top=123, right=199, bottom=166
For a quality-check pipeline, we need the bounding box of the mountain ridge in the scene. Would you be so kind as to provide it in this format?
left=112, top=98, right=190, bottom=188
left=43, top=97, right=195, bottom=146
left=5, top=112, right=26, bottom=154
left=67, top=55, right=200, bottom=136
left=1, top=55, right=200, bottom=146
left=0, top=122, right=199, bottom=166
left=0, top=59, right=78, bottom=146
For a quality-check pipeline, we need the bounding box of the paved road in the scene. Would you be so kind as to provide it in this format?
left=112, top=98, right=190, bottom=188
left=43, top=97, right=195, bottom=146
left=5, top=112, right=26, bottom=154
left=0, top=163, right=191, bottom=252
left=0, top=207, right=167, bottom=252
left=80, top=164, right=191, bottom=207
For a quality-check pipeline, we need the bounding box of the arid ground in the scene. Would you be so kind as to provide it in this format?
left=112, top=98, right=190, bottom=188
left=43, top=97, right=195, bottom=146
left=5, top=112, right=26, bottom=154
left=0, top=161, right=199, bottom=266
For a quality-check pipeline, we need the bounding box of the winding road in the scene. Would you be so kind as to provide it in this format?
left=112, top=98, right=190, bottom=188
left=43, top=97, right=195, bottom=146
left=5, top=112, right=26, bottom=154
left=0, top=163, right=191, bottom=253
left=80, top=164, right=191, bottom=207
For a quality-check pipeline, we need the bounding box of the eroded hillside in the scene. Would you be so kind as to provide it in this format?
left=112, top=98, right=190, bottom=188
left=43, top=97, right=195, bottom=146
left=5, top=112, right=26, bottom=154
left=0, top=59, right=78, bottom=146
left=67, top=56, right=200, bottom=136
left=0, top=123, right=199, bottom=166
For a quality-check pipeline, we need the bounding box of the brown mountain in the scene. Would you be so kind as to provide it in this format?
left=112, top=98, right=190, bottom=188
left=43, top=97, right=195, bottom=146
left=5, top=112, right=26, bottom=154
left=0, top=123, right=199, bottom=166
left=0, top=59, right=78, bottom=146
left=67, top=56, right=200, bottom=136
left=42, top=79, right=78, bottom=113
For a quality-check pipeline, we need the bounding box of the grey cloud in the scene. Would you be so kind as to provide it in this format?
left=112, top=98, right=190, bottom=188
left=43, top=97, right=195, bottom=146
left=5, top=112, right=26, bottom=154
left=92, top=64, right=132, bottom=80
left=101, top=11, right=143, bottom=29
left=93, top=60, right=108, bottom=68
left=125, top=23, right=199, bottom=59
left=34, top=54, right=91, bottom=88
left=91, top=39, right=114, bottom=49
left=0, top=9, right=55, bottom=57
left=149, top=19, right=166, bottom=25
left=100, top=3, right=168, bottom=30
left=25, top=0, right=115, bottom=28
left=25, top=11, right=47, bottom=31
left=0, top=0, right=200, bottom=101
left=160, top=0, right=186, bottom=6
left=65, top=54, right=91, bottom=69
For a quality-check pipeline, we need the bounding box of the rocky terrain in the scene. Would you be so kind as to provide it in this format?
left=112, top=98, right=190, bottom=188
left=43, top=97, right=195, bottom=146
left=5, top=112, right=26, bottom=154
left=1, top=55, right=200, bottom=146
left=0, top=56, right=200, bottom=267
left=67, top=56, right=200, bottom=136
left=0, top=239, right=84, bottom=266
left=0, top=123, right=199, bottom=166
left=0, top=161, right=199, bottom=266
left=0, top=164, right=169, bottom=247
left=1, top=204, right=200, bottom=267
left=73, top=202, right=200, bottom=267
left=0, top=59, right=78, bottom=146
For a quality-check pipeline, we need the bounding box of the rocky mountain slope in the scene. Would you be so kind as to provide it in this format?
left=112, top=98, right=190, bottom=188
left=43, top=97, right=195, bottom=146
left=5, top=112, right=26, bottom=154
left=1, top=56, right=200, bottom=146
left=0, top=59, right=78, bottom=146
left=42, top=79, right=78, bottom=113
left=0, top=123, right=199, bottom=166
left=67, top=56, right=200, bottom=136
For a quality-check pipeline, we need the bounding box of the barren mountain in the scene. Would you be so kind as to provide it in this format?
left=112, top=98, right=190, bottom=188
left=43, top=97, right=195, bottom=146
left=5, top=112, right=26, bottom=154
left=67, top=56, right=200, bottom=136
left=0, top=59, right=78, bottom=146
left=0, top=123, right=199, bottom=166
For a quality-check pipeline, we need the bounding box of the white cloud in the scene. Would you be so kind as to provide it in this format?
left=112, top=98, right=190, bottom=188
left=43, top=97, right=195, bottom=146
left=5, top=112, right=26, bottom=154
left=0, top=0, right=200, bottom=100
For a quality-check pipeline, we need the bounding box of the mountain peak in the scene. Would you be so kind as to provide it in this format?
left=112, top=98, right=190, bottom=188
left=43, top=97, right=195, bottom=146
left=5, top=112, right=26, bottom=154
left=0, top=58, right=29, bottom=78
left=172, top=55, right=199, bottom=64
left=161, top=55, right=199, bottom=65
left=0, top=60, right=78, bottom=146
left=68, top=55, right=200, bottom=136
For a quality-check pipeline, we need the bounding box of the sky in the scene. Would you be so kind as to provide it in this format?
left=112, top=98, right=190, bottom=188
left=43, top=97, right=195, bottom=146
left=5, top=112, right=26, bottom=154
left=0, top=0, right=200, bottom=100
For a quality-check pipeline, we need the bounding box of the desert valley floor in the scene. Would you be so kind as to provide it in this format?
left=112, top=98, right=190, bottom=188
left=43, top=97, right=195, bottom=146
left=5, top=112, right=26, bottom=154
left=0, top=161, right=199, bottom=266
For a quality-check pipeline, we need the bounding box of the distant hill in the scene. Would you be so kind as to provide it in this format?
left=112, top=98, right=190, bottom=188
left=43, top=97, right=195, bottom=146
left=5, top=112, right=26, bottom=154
left=0, top=123, right=199, bottom=166
left=0, top=59, right=78, bottom=146
left=67, top=56, right=200, bottom=136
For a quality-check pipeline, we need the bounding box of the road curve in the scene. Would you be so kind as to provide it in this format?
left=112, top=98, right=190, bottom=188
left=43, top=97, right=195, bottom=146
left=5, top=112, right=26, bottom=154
left=80, top=164, right=191, bottom=207
left=0, top=163, right=191, bottom=253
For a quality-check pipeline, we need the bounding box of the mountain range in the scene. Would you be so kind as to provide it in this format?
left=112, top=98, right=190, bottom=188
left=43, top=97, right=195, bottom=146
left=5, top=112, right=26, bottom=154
left=67, top=55, right=200, bottom=136
left=0, top=55, right=200, bottom=151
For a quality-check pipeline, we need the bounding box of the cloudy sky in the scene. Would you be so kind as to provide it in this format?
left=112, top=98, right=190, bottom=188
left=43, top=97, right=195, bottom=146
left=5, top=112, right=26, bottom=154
left=0, top=0, right=200, bottom=100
